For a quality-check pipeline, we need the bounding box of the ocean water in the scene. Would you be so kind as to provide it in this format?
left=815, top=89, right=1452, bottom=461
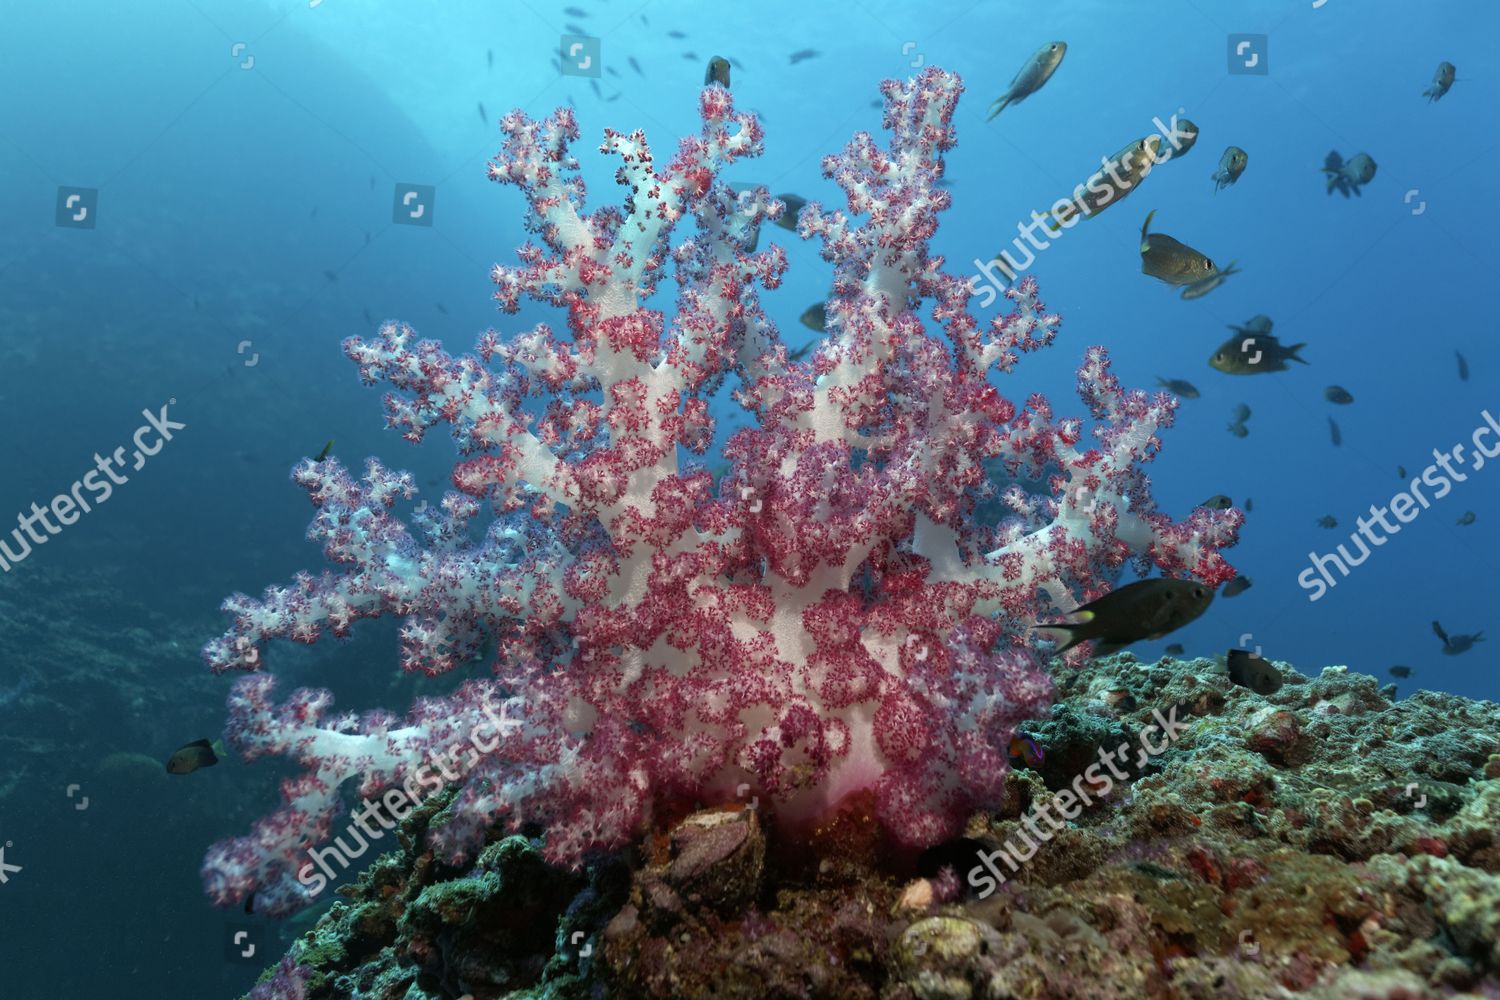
left=0, top=0, right=1492, bottom=995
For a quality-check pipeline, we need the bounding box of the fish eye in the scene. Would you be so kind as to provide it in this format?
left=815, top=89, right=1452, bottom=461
left=1194, top=587, right=1206, bottom=598
left=1204, top=259, right=1214, bottom=269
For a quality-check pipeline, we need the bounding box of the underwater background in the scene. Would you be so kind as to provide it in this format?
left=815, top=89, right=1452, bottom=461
left=0, top=0, right=1493, bottom=996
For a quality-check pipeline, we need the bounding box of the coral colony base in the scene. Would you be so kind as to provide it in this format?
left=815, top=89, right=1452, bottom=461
left=200, top=68, right=1240, bottom=926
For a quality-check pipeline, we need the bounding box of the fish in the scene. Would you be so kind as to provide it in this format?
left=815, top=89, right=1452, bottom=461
left=704, top=55, right=731, bottom=87
left=1227, top=420, right=1249, bottom=439
left=1433, top=620, right=1484, bottom=655
left=1180, top=261, right=1240, bottom=299
left=1228, top=315, right=1273, bottom=338
left=1324, top=386, right=1354, bottom=404
left=1210, top=146, right=1248, bottom=191
left=1209, top=332, right=1307, bottom=374
left=1155, top=377, right=1200, bottom=399
left=1037, top=136, right=1163, bottom=231
left=606, top=66, right=620, bottom=79
left=362, top=308, right=375, bottom=327
left=682, top=52, right=700, bottom=62
left=774, top=193, right=807, bottom=231
left=590, top=79, right=602, bottom=97
left=1456, top=351, right=1469, bottom=381
left=566, top=24, right=587, bottom=37
left=1155, top=117, right=1199, bottom=163
left=478, top=101, right=488, bottom=123
left=1031, top=577, right=1215, bottom=658
left=1165, top=643, right=1185, bottom=655
left=487, top=49, right=493, bottom=71
left=1456, top=511, right=1476, bottom=526
left=1221, top=576, right=1252, bottom=598
left=1200, top=495, right=1232, bottom=510
left=667, top=30, right=687, bottom=39
left=1232, top=403, right=1251, bottom=423
left=787, top=342, right=815, bottom=362
left=1424, top=61, right=1456, bottom=102
left=1317, top=515, right=1337, bottom=528
left=1388, top=665, right=1412, bottom=678
left=788, top=49, right=820, bottom=65
left=1008, top=733, right=1045, bottom=768
left=1323, top=150, right=1378, bottom=198
left=315, top=440, right=334, bottom=463
left=1227, top=649, right=1282, bottom=695
left=800, top=303, right=827, bottom=332
left=166, top=738, right=221, bottom=775
left=563, top=5, right=588, bottom=16
left=628, top=56, right=644, bottom=76
left=322, top=269, right=338, bottom=283
left=1140, top=211, right=1219, bottom=286
left=987, top=41, right=1066, bottom=120
left=1328, top=417, right=1342, bottom=447
left=1244, top=497, right=1253, bottom=512
left=435, top=303, right=448, bottom=315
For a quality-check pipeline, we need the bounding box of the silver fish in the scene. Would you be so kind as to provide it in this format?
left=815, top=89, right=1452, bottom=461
left=1140, top=210, right=1218, bottom=286
left=1211, top=146, right=1248, bottom=192
left=987, top=41, right=1067, bottom=121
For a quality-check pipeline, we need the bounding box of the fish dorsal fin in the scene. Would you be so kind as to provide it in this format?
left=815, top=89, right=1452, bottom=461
left=188, top=738, right=213, bottom=749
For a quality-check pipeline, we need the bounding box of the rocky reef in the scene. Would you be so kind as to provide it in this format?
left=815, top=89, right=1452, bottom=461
left=248, top=651, right=1500, bottom=999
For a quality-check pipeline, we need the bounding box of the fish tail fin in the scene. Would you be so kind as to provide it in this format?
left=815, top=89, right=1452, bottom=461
left=986, top=95, right=1012, bottom=122
left=1141, top=209, right=1156, bottom=243
left=1031, top=623, right=1086, bottom=655
left=1286, top=343, right=1309, bottom=364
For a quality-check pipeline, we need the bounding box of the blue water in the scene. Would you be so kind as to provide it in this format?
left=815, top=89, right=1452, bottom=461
left=0, top=0, right=1491, bottom=995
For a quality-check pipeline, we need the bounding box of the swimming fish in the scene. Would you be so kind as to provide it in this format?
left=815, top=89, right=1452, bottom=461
left=1180, top=261, right=1240, bottom=299
left=1424, top=62, right=1456, bottom=102
left=1388, top=665, right=1412, bottom=678
left=1221, top=576, right=1252, bottom=598
left=166, top=738, right=221, bottom=775
left=1397, top=465, right=1408, bottom=479
left=1165, top=643, right=1185, bottom=655
left=704, top=55, right=731, bottom=87
left=487, top=48, right=493, bottom=71
left=1140, top=210, right=1219, bottom=286
left=1227, top=417, right=1249, bottom=438
left=1200, top=495, right=1232, bottom=510
left=1210, top=146, right=1248, bottom=192
left=1037, top=136, right=1163, bottom=231
left=1227, top=649, right=1282, bottom=695
left=1008, top=733, right=1045, bottom=769
left=1317, top=515, right=1337, bottom=528
left=1032, top=578, right=1215, bottom=658
left=1433, top=620, right=1484, bottom=655
left=1209, top=332, right=1307, bottom=374
left=800, top=303, right=827, bottom=332
left=774, top=193, right=807, bottom=230
left=1156, top=377, right=1200, bottom=399
left=987, top=41, right=1066, bottom=120
left=787, top=342, right=816, bottom=362
left=1155, top=117, right=1199, bottom=162
left=1232, top=403, right=1251, bottom=423
left=563, top=5, right=588, bottom=16
left=628, top=56, right=644, bottom=76
left=1456, top=351, right=1469, bottom=381
left=315, top=440, right=334, bottom=463
left=1328, top=417, right=1342, bottom=447
left=1323, top=150, right=1378, bottom=198
left=788, top=49, right=820, bottom=65
left=1244, top=497, right=1253, bottom=512
left=1324, top=386, right=1354, bottom=404
left=1456, top=511, right=1476, bottom=526
left=478, top=101, right=488, bottom=123
left=667, top=30, right=687, bottom=39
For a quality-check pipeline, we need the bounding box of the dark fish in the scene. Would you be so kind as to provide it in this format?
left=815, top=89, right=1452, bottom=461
left=1424, top=61, right=1456, bottom=102
left=1200, top=495, right=1232, bottom=510
left=1232, top=403, right=1251, bottom=423
left=1388, top=665, right=1412, bottom=678
left=566, top=23, right=587, bottom=35
left=563, top=5, right=588, bottom=16
left=788, top=49, right=820, bottom=65
left=1329, top=417, right=1342, bottom=447
left=1244, top=497, right=1253, bottom=512
left=1317, top=515, right=1337, bottom=528
left=166, top=738, right=219, bottom=775
left=487, top=49, right=493, bottom=71
left=1227, top=649, right=1281, bottom=695
left=478, top=101, right=488, bottom=123
left=667, top=30, right=687, bottom=39
left=435, top=302, right=448, bottom=315
left=315, top=440, right=334, bottom=463
left=1155, top=117, right=1199, bottom=162
left=1323, top=150, right=1378, bottom=198
left=1140, top=210, right=1219, bottom=286
left=800, top=303, right=827, bottom=332
left=1040, top=136, right=1163, bottom=231
left=1008, top=733, right=1044, bottom=768
left=1032, top=578, right=1215, bottom=658
left=1227, top=420, right=1249, bottom=438
left=1209, top=332, right=1307, bottom=374
left=788, top=342, right=815, bottom=362
left=606, top=66, right=621, bottom=78
left=1221, top=575, right=1252, bottom=598
left=628, top=56, right=644, bottom=76
left=1324, top=385, right=1354, bottom=404
left=987, top=41, right=1066, bottom=120
left=1180, top=260, right=1239, bottom=299
left=774, top=193, right=807, bottom=231
left=1156, top=377, right=1199, bottom=399
left=590, top=79, right=602, bottom=97
left=1211, top=146, right=1248, bottom=192
left=1398, top=465, right=1408, bottom=479
left=1228, top=314, right=1273, bottom=337
left=1433, top=620, right=1484, bottom=655
left=705, top=55, right=731, bottom=87
left=1456, top=351, right=1469, bottom=381
left=606, top=91, right=621, bottom=102
left=363, top=307, right=375, bottom=327
left=1456, top=511, right=1476, bottom=526
left=1165, top=643, right=1185, bottom=655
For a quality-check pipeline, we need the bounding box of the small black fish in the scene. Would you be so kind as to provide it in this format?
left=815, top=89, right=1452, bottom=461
left=435, top=303, right=448, bottom=315
left=788, top=341, right=815, bottom=361
left=1456, top=350, right=1470, bottom=381
left=1165, top=643, right=1185, bottom=655
left=1457, top=511, right=1476, bottom=526
left=590, top=79, right=602, bottom=97
left=606, top=65, right=620, bottom=78
left=563, top=5, right=588, bottom=16
left=788, top=48, right=820, bottom=65
left=1227, top=649, right=1281, bottom=695
left=322, top=269, right=338, bottom=283
left=487, top=49, right=493, bottom=71
left=1033, top=578, right=1215, bottom=658
left=628, top=56, right=644, bottom=76
left=1433, top=620, right=1484, bottom=655
left=606, top=91, right=621, bottom=102
left=1221, top=575, right=1252, bottom=598
left=1324, top=386, right=1354, bottom=404
left=1317, top=515, right=1337, bottom=529
left=1156, top=377, right=1200, bottom=399
left=478, top=101, right=488, bottom=123
left=166, top=738, right=219, bottom=775
left=682, top=52, right=700, bottom=62
left=1397, top=465, right=1408, bottom=479
left=315, top=440, right=334, bottom=463
left=1329, top=417, right=1342, bottom=447
left=1209, top=333, right=1307, bottom=374
left=667, top=29, right=687, bottom=39
left=1244, top=497, right=1253, bottom=512
left=705, top=55, right=731, bottom=87
left=1200, top=495, right=1232, bottom=511
left=800, top=303, right=827, bottom=332
left=774, top=193, right=807, bottom=230
left=1388, top=665, right=1412, bottom=678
